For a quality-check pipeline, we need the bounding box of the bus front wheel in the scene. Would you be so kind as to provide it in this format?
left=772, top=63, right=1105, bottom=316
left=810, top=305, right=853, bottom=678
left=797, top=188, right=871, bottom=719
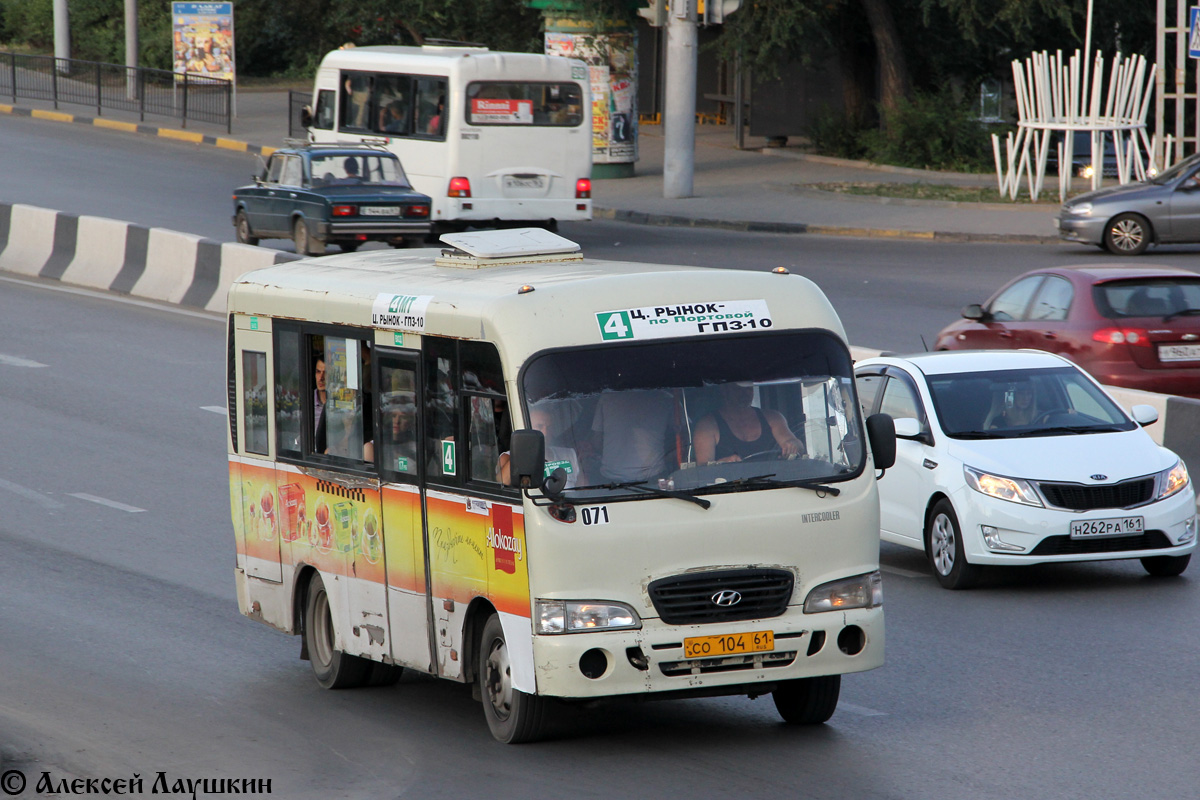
left=478, top=613, right=547, bottom=743
left=772, top=674, right=841, bottom=724
left=304, top=572, right=371, bottom=689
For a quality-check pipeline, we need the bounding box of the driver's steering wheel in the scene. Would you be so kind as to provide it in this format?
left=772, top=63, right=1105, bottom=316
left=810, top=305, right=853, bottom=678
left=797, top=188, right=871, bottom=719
left=740, top=447, right=782, bottom=462
left=1032, top=409, right=1069, bottom=425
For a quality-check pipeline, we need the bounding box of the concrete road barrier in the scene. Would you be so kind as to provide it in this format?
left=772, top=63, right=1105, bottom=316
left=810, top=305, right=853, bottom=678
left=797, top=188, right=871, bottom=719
left=0, top=202, right=300, bottom=313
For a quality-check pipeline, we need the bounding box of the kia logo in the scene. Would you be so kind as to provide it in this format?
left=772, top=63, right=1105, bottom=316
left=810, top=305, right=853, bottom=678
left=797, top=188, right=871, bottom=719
left=712, top=590, right=742, bottom=606
left=1090, top=474, right=1108, bottom=481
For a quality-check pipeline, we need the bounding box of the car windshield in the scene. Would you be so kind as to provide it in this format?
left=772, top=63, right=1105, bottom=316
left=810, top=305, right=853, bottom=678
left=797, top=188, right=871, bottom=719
left=1092, top=278, right=1200, bottom=319
left=309, top=153, right=411, bottom=187
left=1150, top=152, right=1200, bottom=184
left=520, top=332, right=865, bottom=501
left=925, top=366, right=1136, bottom=439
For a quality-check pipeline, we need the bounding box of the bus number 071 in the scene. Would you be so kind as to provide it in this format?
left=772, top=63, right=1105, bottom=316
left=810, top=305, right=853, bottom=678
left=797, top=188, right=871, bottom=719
left=580, top=506, right=610, bottom=526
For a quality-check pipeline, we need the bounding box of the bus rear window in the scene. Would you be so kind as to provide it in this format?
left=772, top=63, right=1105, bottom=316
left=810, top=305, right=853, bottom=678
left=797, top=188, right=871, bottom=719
left=466, top=81, right=583, bottom=127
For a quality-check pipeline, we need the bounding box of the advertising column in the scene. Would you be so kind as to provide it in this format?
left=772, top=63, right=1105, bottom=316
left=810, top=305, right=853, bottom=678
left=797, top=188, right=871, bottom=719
left=544, top=17, right=638, bottom=179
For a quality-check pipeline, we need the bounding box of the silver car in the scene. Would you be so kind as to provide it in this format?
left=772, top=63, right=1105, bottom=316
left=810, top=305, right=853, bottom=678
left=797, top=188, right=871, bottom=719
left=1056, top=152, right=1200, bottom=255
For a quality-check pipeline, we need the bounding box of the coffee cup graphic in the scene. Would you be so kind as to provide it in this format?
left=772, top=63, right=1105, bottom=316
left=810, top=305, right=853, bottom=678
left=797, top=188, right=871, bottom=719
left=315, top=500, right=332, bottom=549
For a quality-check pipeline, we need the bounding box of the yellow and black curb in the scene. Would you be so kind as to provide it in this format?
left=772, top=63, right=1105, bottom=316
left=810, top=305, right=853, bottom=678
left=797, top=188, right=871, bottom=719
left=0, top=102, right=275, bottom=156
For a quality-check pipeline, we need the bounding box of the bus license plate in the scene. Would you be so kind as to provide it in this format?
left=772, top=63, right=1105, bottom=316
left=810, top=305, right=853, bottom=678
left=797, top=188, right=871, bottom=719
left=361, top=206, right=400, bottom=216
left=683, top=630, right=774, bottom=659
left=1158, top=344, right=1200, bottom=362
left=1069, top=516, right=1144, bottom=538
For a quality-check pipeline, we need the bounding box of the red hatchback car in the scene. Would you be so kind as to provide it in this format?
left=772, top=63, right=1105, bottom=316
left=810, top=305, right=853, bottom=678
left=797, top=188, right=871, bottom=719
left=934, top=266, right=1200, bottom=398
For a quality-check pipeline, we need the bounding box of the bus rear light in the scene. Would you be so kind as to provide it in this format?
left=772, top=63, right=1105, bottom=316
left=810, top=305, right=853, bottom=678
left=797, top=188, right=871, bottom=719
left=575, top=178, right=592, bottom=198
left=448, top=177, right=472, bottom=197
left=332, top=205, right=356, bottom=217
left=1092, top=327, right=1151, bottom=346
left=404, top=205, right=430, bottom=218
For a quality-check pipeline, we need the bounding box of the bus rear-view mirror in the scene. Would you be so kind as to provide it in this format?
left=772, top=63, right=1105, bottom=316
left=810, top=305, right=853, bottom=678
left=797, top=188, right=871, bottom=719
left=865, top=413, right=897, bottom=472
left=508, top=429, right=546, bottom=489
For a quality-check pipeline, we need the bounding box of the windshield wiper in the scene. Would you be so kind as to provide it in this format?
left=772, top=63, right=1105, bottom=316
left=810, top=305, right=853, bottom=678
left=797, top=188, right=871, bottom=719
left=706, top=472, right=842, bottom=496
left=568, top=480, right=711, bottom=509
left=1014, top=425, right=1101, bottom=437
left=1163, top=308, right=1200, bottom=321
left=951, top=431, right=1000, bottom=439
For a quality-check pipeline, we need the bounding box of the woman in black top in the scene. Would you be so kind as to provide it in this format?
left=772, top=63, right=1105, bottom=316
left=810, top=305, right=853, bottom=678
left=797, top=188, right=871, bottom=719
left=694, top=382, right=805, bottom=465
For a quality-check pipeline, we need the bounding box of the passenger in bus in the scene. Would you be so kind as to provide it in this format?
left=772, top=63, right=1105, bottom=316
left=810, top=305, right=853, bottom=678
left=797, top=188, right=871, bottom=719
left=426, top=96, right=445, bottom=135
left=343, top=76, right=369, bottom=128
left=693, top=382, right=804, bottom=465
left=499, top=403, right=584, bottom=489
left=380, top=100, right=407, bottom=134
left=313, top=356, right=327, bottom=436
left=590, top=389, right=676, bottom=483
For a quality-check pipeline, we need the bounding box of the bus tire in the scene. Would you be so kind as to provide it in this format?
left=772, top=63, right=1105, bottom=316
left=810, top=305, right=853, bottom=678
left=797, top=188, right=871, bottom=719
left=772, top=675, right=840, bottom=724
left=478, top=613, right=547, bottom=743
left=235, top=210, right=258, bottom=246
left=304, top=572, right=371, bottom=690
left=366, top=662, right=404, bottom=686
left=293, top=218, right=326, bottom=257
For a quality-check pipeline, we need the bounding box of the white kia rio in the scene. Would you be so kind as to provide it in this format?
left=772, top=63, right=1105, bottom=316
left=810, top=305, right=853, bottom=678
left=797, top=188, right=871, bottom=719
left=854, top=350, right=1197, bottom=589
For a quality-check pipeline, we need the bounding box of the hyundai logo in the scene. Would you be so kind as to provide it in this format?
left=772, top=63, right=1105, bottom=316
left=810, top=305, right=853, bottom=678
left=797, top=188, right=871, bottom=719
left=712, top=590, right=743, bottom=607
left=1090, top=474, right=1108, bottom=481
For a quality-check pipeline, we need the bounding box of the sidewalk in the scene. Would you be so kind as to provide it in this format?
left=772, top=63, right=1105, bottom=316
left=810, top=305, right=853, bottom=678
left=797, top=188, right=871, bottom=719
left=0, top=87, right=1063, bottom=243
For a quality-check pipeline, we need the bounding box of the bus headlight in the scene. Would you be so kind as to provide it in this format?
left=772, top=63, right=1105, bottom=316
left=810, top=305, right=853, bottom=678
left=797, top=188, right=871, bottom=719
left=803, top=571, right=882, bottom=613
left=535, top=599, right=642, bottom=634
left=1157, top=460, right=1190, bottom=500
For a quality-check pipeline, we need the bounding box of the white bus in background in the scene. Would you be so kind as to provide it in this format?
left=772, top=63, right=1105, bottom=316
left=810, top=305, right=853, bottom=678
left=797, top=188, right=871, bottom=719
left=304, top=45, right=593, bottom=235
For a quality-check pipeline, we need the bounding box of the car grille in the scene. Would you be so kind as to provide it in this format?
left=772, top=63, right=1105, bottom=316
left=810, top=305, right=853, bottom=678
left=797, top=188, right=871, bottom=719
left=1028, top=530, right=1172, bottom=556
left=647, top=568, right=794, bottom=625
left=1037, top=477, right=1154, bottom=510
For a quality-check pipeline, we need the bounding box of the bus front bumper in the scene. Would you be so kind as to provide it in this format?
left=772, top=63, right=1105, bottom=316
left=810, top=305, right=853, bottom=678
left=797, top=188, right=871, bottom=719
left=530, top=606, right=883, bottom=700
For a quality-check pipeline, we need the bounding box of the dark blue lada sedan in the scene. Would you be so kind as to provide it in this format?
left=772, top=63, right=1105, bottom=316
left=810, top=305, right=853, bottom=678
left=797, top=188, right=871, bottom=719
left=233, top=144, right=432, bottom=255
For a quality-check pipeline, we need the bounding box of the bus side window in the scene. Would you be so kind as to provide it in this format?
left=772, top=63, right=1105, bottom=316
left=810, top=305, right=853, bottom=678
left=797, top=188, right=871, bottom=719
left=378, top=358, right=419, bottom=478
left=374, top=74, right=411, bottom=135
left=416, top=78, right=447, bottom=138
left=313, top=89, right=335, bottom=130
left=275, top=326, right=303, bottom=457
left=340, top=72, right=371, bottom=131
left=321, top=336, right=373, bottom=464
left=461, top=341, right=509, bottom=485
left=242, top=351, right=269, bottom=456
left=424, top=337, right=459, bottom=481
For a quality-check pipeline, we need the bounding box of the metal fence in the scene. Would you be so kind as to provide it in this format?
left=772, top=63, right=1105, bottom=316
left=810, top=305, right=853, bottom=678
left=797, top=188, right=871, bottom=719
left=288, top=89, right=309, bottom=139
left=0, top=52, right=232, bottom=132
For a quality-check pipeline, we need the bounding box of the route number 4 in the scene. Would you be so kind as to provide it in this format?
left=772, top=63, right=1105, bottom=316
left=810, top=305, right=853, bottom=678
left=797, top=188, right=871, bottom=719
left=597, top=311, right=634, bottom=340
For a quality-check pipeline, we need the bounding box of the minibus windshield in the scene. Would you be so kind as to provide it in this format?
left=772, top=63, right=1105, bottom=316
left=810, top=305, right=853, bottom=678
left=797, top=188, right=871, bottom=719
left=520, top=331, right=864, bottom=500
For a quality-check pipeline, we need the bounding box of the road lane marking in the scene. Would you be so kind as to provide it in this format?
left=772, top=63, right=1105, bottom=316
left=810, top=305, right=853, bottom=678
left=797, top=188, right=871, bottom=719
left=0, top=354, right=48, bottom=368
left=201, top=406, right=227, bottom=415
left=839, top=702, right=888, bottom=717
left=0, top=478, right=64, bottom=509
left=68, top=493, right=146, bottom=513
left=880, top=564, right=927, bottom=579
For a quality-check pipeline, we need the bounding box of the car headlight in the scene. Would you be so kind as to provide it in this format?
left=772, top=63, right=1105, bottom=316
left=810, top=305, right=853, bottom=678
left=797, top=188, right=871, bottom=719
left=1156, top=460, right=1190, bottom=500
left=964, top=466, right=1044, bottom=507
left=535, top=599, right=641, bottom=634
left=1063, top=202, right=1093, bottom=216
left=803, top=571, right=882, bottom=614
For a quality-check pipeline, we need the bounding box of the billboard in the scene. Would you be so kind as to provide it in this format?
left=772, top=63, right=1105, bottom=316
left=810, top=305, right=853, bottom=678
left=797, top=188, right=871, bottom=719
left=172, top=2, right=235, bottom=82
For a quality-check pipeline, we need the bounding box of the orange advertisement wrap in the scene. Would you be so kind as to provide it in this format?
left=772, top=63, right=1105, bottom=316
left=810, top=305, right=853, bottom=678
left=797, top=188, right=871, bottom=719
left=382, top=484, right=423, bottom=594
left=426, top=492, right=530, bottom=618
left=230, top=458, right=388, bottom=587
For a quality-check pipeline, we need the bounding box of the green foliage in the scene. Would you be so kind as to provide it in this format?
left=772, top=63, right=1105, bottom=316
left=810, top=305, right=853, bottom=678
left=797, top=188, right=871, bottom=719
left=858, top=89, right=1004, bottom=171
left=715, top=0, right=836, bottom=80
left=804, top=107, right=868, bottom=160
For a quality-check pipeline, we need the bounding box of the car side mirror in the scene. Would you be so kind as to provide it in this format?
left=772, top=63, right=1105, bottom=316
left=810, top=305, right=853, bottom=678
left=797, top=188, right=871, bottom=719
left=507, top=429, right=547, bottom=489
left=962, top=303, right=989, bottom=322
left=300, top=105, right=313, bottom=128
left=893, top=416, right=934, bottom=446
left=1130, top=404, right=1159, bottom=427
left=865, top=413, right=897, bottom=472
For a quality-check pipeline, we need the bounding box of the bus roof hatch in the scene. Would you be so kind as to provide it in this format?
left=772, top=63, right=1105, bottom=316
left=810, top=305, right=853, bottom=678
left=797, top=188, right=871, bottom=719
left=436, top=228, right=583, bottom=269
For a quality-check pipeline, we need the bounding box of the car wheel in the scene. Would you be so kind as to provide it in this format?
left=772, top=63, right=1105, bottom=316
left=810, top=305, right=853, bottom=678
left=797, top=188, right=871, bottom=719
left=478, top=613, right=548, bottom=743
left=1141, top=554, right=1190, bottom=577
left=772, top=675, right=840, bottom=724
left=303, top=572, right=371, bottom=689
left=235, top=210, right=258, bottom=246
left=339, top=241, right=360, bottom=253
left=1104, top=213, right=1151, bottom=256
left=925, top=499, right=981, bottom=590
left=293, top=218, right=326, bottom=257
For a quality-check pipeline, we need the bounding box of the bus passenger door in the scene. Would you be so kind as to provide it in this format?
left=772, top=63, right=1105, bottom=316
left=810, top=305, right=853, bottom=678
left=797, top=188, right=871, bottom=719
left=375, top=350, right=433, bottom=672
left=233, top=321, right=283, bottom=583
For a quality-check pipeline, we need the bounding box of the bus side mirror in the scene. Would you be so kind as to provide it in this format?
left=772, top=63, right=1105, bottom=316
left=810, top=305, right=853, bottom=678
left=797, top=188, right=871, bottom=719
left=865, top=413, right=897, bottom=472
left=508, top=429, right=546, bottom=489
left=300, top=104, right=314, bottom=128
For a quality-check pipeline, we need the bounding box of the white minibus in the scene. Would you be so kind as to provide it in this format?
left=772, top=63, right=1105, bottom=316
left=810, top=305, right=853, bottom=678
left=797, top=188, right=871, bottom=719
left=304, top=45, right=593, bottom=233
left=226, top=229, right=896, bottom=743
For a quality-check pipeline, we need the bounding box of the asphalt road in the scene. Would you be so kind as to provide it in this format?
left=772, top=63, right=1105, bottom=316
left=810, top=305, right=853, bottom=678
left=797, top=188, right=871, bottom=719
left=3, top=116, right=1200, bottom=798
